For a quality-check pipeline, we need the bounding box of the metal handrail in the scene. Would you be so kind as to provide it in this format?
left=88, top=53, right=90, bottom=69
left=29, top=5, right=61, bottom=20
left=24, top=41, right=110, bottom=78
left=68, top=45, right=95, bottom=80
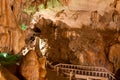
left=54, top=63, right=116, bottom=80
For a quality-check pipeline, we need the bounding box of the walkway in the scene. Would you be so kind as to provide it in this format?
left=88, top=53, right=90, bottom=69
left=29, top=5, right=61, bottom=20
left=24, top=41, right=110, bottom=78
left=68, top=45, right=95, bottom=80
left=54, top=64, right=116, bottom=80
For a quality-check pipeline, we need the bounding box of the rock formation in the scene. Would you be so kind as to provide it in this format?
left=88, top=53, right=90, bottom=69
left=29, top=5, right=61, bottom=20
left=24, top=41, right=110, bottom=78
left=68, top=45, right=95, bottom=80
left=33, top=17, right=119, bottom=73
left=109, top=44, right=120, bottom=73
left=20, top=50, right=40, bottom=80
left=0, top=0, right=25, bottom=54
left=20, top=50, right=47, bottom=80
left=0, top=66, right=19, bottom=80
left=2, top=0, right=120, bottom=79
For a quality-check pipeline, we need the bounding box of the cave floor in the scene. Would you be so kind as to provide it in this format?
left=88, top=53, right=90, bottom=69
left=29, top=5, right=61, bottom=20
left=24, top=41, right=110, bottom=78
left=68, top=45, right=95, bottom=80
left=46, top=67, right=69, bottom=80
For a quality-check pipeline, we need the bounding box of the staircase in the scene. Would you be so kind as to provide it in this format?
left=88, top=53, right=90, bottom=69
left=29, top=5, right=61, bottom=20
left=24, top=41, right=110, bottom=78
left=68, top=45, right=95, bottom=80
left=54, top=64, right=116, bottom=80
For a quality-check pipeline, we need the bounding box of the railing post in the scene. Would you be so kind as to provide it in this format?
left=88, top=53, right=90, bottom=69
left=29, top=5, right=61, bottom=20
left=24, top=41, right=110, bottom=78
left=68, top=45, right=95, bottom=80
left=87, top=77, right=91, bottom=80
left=69, top=71, right=73, bottom=80
left=55, top=64, right=115, bottom=80
left=56, top=67, right=59, bottom=76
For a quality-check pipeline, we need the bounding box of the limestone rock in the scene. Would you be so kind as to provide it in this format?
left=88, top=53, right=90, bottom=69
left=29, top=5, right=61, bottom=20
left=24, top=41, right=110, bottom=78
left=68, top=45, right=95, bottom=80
left=39, top=20, right=70, bottom=63
left=20, top=50, right=40, bottom=80
left=68, top=0, right=114, bottom=14
left=116, top=0, right=120, bottom=14
left=20, top=50, right=47, bottom=80
left=0, top=33, right=10, bottom=52
left=0, top=0, right=25, bottom=54
left=35, top=18, right=114, bottom=71
left=11, top=0, right=22, bottom=22
left=13, top=0, right=120, bottom=74
left=39, top=57, right=47, bottom=80
left=19, top=12, right=31, bottom=26
left=8, top=0, right=33, bottom=23
left=0, top=66, right=19, bottom=80
left=0, top=0, right=17, bottom=28
left=12, top=29, right=25, bottom=54
left=109, top=44, right=120, bottom=73
left=118, top=36, right=120, bottom=42
left=68, top=29, right=113, bottom=71
left=60, top=0, right=70, bottom=6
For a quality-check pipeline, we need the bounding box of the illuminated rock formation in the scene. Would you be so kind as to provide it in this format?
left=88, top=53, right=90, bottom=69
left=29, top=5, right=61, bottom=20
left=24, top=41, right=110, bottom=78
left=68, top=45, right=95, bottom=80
left=0, top=0, right=25, bottom=54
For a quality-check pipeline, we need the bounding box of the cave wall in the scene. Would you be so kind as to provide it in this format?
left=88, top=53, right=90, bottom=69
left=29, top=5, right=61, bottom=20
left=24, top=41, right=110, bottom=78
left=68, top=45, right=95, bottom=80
left=34, top=16, right=120, bottom=74
left=1, top=0, right=120, bottom=75
left=0, top=0, right=25, bottom=54
left=27, top=0, right=120, bottom=74
left=68, top=0, right=113, bottom=14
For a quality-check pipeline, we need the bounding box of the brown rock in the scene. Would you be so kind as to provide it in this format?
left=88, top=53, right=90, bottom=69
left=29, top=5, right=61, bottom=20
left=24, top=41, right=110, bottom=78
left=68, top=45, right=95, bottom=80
left=60, top=0, right=70, bottom=6
left=34, top=16, right=116, bottom=72
left=69, top=29, right=113, bottom=71
left=20, top=50, right=40, bottom=80
left=11, top=0, right=22, bottom=22
left=0, top=0, right=25, bottom=53
left=109, top=44, right=120, bottom=73
left=19, top=12, right=31, bottom=26
left=0, top=0, right=16, bottom=28
left=68, top=0, right=113, bottom=13
left=0, top=33, right=10, bottom=53
left=8, top=0, right=31, bottom=23
left=39, top=57, right=47, bottom=80
left=0, top=27, right=25, bottom=54
left=20, top=50, right=47, bottom=80
left=118, top=36, right=120, bottom=42
left=0, top=66, right=19, bottom=80
left=35, top=18, right=113, bottom=71
left=116, top=0, right=120, bottom=14
left=12, top=28, right=25, bottom=54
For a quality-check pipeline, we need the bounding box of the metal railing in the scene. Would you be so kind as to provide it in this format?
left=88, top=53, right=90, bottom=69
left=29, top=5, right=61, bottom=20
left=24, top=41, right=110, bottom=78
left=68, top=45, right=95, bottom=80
left=54, top=63, right=116, bottom=80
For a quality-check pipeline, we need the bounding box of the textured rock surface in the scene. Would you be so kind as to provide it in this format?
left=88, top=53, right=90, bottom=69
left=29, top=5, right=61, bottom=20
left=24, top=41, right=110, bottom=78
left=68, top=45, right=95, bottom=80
left=12, top=0, right=120, bottom=76
left=109, top=44, right=120, bottom=73
left=68, top=29, right=112, bottom=70
left=2, top=0, right=120, bottom=79
left=0, top=0, right=25, bottom=54
left=0, top=0, right=18, bottom=28
left=34, top=18, right=120, bottom=73
left=20, top=50, right=46, bottom=80
left=68, top=0, right=113, bottom=14
left=32, top=0, right=120, bottom=31
left=20, top=50, right=40, bottom=80
left=39, top=57, right=47, bottom=80
left=116, top=0, right=120, bottom=14
left=0, top=66, right=19, bottom=80
left=34, top=19, right=70, bottom=63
